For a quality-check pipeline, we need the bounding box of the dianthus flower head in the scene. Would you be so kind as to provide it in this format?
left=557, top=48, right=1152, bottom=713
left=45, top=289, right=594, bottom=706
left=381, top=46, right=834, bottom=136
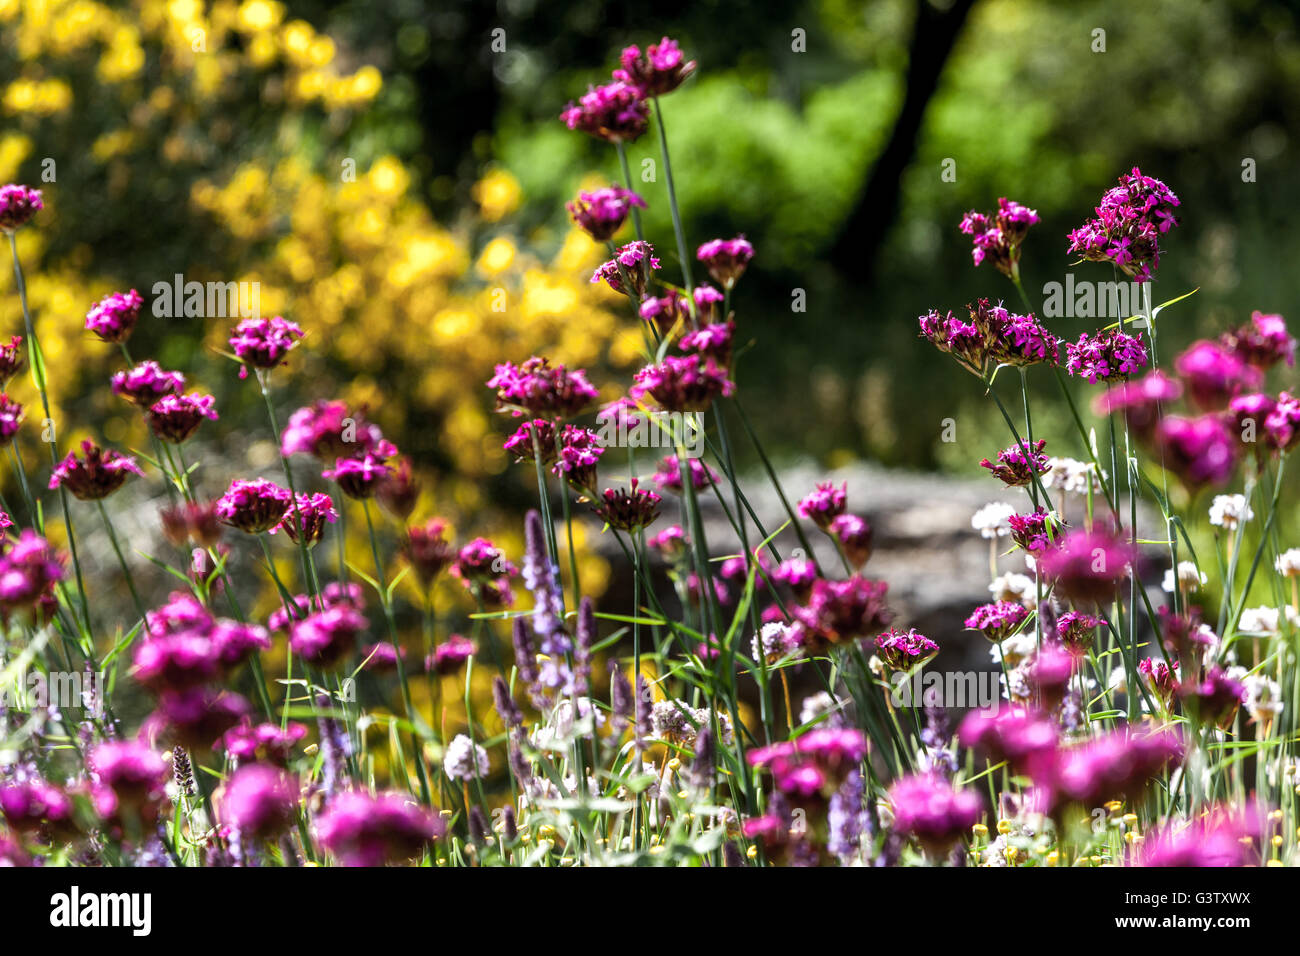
left=679, top=318, right=735, bottom=365
left=797, top=481, right=847, bottom=529
left=229, top=316, right=304, bottom=378
left=85, top=289, right=143, bottom=344
left=314, top=790, right=445, bottom=866
left=269, top=491, right=337, bottom=546
left=593, top=477, right=662, bottom=531
left=696, top=235, right=754, bottom=290
left=280, top=400, right=396, bottom=460
left=216, top=478, right=293, bottom=534
left=964, top=601, right=1030, bottom=642
left=1006, top=506, right=1065, bottom=554
left=488, top=356, right=600, bottom=419
left=980, top=438, right=1049, bottom=487
left=1263, top=391, right=1300, bottom=452
left=1049, top=729, right=1183, bottom=810
left=614, top=37, right=696, bottom=96
left=1092, top=369, right=1181, bottom=438
left=1037, top=527, right=1137, bottom=605
left=792, top=576, right=893, bottom=651
left=1179, top=665, right=1246, bottom=731
left=1067, top=167, right=1180, bottom=282
left=1064, top=329, right=1149, bottom=383
left=1155, top=414, right=1238, bottom=490
left=560, top=79, right=649, bottom=143
left=918, top=308, right=988, bottom=377
left=1174, top=339, right=1263, bottom=410
left=565, top=185, right=646, bottom=242
left=0, top=184, right=42, bottom=232
left=1220, top=311, right=1295, bottom=370
left=631, top=355, right=734, bottom=412
left=1056, top=610, right=1103, bottom=654
left=159, top=499, right=223, bottom=548
left=323, top=453, right=393, bottom=500
left=958, top=707, right=1058, bottom=776
left=427, top=633, right=476, bottom=675
left=0, top=530, right=64, bottom=616
left=959, top=197, right=1039, bottom=278
left=402, top=518, right=455, bottom=590
left=452, top=537, right=516, bottom=583
left=651, top=454, right=718, bottom=493
left=829, top=513, right=872, bottom=568
left=0, top=336, right=23, bottom=389
left=48, top=439, right=144, bottom=500
left=88, top=740, right=168, bottom=810
left=219, top=721, right=307, bottom=766
left=874, top=627, right=939, bottom=672
left=112, top=360, right=185, bottom=407
left=1138, top=806, right=1260, bottom=867
left=219, top=764, right=297, bottom=839
left=147, top=391, right=217, bottom=443
left=887, top=773, right=983, bottom=856
left=0, top=394, right=24, bottom=447
left=551, top=424, right=604, bottom=492
left=290, top=603, right=369, bottom=668
left=591, top=240, right=661, bottom=297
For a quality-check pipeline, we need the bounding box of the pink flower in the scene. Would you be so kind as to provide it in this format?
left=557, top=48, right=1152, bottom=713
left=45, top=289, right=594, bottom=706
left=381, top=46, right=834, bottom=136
left=560, top=80, right=649, bottom=143
left=85, top=289, right=143, bottom=343
left=0, top=184, right=43, bottom=232
left=1155, top=415, right=1238, bottom=489
left=216, top=478, right=293, bottom=534
left=314, top=790, right=444, bottom=866
left=1037, top=527, right=1137, bottom=605
left=1067, top=167, right=1180, bottom=282
left=323, top=453, right=392, bottom=500
left=219, top=764, right=297, bottom=838
left=48, top=439, right=144, bottom=500
left=631, top=355, right=734, bottom=412
left=887, top=773, right=983, bottom=855
left=112, top=360, right=185, bottom=406
left=959, top=197, right=1039, bottom=278
left=592, top=240, right=661, bottom=297
left=290, top=603, right=370, bottom=668
left=566, top=185, right=646, bottom=242
left=0, top=394, right=24, bottom=446
left=147, top=391, right=218, bottom=443
left=1064, top=329, right=1149, bottom=383
left=797, top=481, right=847, bottom=528
left=696, top=236, right=754, bottom=289
left=488, top=356, right=600, bottom=419
left=269, top=491, right=337, bottom=546
left=980, top=439, right=1049, bottom=487
left=0, top=335, right=23, bottom=388
left=281, top=400, right=396, bottom=460
left=614, top=37, right=696, bottom=96
left=593, top=478, right=662, bottom=531
left=1174, top=340, right=1263, bottom=410
left=229, top=316, right=304, bottom=378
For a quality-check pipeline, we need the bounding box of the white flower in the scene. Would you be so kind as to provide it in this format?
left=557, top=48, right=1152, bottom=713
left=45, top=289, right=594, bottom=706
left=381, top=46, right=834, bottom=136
left=989, top=572, right=1036, bottom=606
left=530, top=697, right=604, bottom=752
left=972, top=502, right=1015, bottom=539
left=992, top=630, right=1038, bottom=668
left=1209, top=494, right=1254, bottom=530
left=444, top=733, right=489, bottom=781
left=799, top=691, right=839, bottom=726
left=1042, top=457, right=1106, bottom=495
left=1243, top=674, right=1284, bottom=722
left=752, top=621, right=793, bottom=661
left=1275, top=548, right=1300, bottom=577
left=1161, top=561, right=1207, bottom=593
left=1237, top=606, right=1299, bottom=635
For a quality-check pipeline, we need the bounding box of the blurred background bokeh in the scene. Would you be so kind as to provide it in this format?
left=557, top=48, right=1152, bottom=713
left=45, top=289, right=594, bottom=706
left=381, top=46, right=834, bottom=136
left=2, top=0, right=1298, bottom=662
